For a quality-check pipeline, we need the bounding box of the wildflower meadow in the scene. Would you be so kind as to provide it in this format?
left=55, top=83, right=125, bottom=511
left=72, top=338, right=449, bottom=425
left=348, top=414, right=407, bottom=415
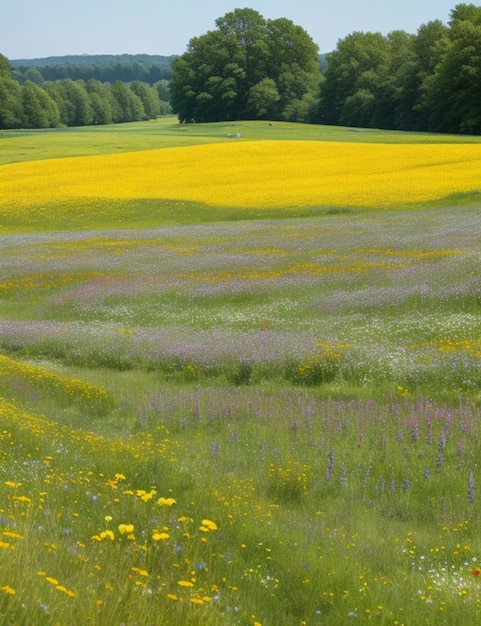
left=1, top=118, right=481, bottom=625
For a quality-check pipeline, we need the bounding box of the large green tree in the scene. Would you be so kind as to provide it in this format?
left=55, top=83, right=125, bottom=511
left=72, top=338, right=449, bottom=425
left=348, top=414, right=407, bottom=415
left=425, top=3, right=481, bottom=133
left=400, top=19, right=449, bottom=130
left=110, top=81, right=145, bottom=122
left=0, top=53, right=12, bottom=79
left=85, top=79, right=115, bottom=125
left=21, top=81, right=60, bottom=128
left=0, top=78, right=24, bottom=128
left=170, top=8, right=320, bottom=122
left=129, top=81, right=161, bottom=119
left=319, top=31, right=391, bottom=126
left=44, top=79, right=93, bottom=126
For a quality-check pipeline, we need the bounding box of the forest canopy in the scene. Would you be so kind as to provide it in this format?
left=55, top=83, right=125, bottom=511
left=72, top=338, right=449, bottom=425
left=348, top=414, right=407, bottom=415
left=9, top=54, right=174, bottom=84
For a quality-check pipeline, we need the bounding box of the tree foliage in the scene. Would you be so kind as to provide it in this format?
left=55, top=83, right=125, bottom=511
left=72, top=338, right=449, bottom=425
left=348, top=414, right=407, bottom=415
left=2, top=3, right=481, bottom=134
left=21, top=81, right=60, bottom=128
left=425, top=4, right=481, bottom=133
left=0, top=53, right=12, bottom=79
left=10, top=54, right=174, bottom=85
left=170, top=8, right=320, bottom=122
left=0, top=78, right=24, bottom=128
left=0, top=73, right=166, bottom=129
left=317, top=3, right=481, bottom=135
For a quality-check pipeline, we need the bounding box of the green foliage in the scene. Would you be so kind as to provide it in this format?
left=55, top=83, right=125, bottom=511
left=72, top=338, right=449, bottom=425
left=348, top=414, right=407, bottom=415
left=317, top=4, right=481, bottom=135
left=0, top=55, right=168, bottom=129
left=320, top=31, right=392, bottom=126
left=130, top=81, right=161, bottom=119
left=170, top=8, right=320, bottom=123
left=0, top=78, right=24, bottom=128
left=21, top=81, right=60, bottom=128
left=426, top=6, right=481, bottom=134
left=44, top=79, right=92, bottom=126
left=110, top=81, right=145, bottom=123
left=0, top=52, right=11, bottom=79
left=85, top=79, right=114, bottom=125
left=10, top=53, right=174, bottom=84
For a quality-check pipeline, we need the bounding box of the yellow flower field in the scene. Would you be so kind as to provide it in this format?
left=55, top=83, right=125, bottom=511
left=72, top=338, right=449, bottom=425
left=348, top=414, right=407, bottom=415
left=1, top=140, right=481, bottom=216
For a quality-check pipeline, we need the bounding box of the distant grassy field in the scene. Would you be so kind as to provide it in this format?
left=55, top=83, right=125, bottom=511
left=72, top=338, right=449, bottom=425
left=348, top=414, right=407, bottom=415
left=1, top=120, right=481, bottom=625
left=2, top=115, right=481, bottom=166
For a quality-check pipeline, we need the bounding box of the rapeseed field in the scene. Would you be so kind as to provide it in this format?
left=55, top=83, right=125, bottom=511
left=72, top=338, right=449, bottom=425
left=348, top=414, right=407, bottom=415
left=1, top=141, right=481, bottom=220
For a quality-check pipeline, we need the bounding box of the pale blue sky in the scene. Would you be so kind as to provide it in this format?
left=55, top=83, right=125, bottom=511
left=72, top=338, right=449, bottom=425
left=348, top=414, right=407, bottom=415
left=0, top=0, right=464, bottom=60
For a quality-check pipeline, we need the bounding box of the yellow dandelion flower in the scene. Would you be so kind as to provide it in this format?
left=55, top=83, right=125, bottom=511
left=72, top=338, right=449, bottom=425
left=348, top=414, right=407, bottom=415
left=56, top=585, right=76, bottom=598
left=118, top=523, right=134, bottom=535
left=177, top=580, right=194, bottom=587
left=100, top=529, right=115, bottom=541
left=13, top=495, right=31, bottom=503
left=131, top=567, right=149, bottom=577
left=199, top=519, right=218, bottom=532
left=157, top=497, right=177, bottom=507
left=152, top=531, right=170, bottom=541
left=1, top=585, right=16, bottom=595
left=2, top=531, right=23, bottom=539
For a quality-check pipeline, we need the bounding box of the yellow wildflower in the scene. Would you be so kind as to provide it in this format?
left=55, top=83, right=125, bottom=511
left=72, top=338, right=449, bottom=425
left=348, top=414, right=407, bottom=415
left=118, top=524, right=134, bottom=535
left=157, top=497, right=177, bottom=507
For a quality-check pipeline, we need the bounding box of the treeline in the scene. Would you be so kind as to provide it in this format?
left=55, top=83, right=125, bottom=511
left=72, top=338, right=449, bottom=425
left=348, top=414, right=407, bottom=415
left=0, top=73, right=171, bottom=129
left=10, top=54, right=174, bottom=85
left=318, top=3, right=481, bottom=134
left=171, top=3, right=481, bottom=135
left=2, top=3, right=481, bottom=134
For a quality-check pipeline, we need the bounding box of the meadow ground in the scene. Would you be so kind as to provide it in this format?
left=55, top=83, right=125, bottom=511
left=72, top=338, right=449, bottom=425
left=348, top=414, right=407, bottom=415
left=1, top=118, right=481, bottom=625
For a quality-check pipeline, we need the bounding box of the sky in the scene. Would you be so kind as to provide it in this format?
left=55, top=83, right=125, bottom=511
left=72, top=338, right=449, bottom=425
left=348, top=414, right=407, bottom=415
left=0, top=0, right=465, bottom=60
